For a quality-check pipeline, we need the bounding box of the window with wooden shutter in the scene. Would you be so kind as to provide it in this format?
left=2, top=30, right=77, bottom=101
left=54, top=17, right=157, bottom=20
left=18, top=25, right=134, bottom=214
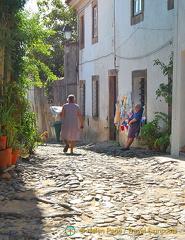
left=131, top=0, right=144, bottom=25
left=92, top=75, right=99, bottom=117
left=134, top=0, right=142, bottom=16
left=80, top=80, right=86, bottom=116
left=92, top=0, right=98, bottom=44
left=167, top=0, right=174, bottom=10
left=132, top=70, right=147, bottom=117
left=79, top=12, right=85, bottom=49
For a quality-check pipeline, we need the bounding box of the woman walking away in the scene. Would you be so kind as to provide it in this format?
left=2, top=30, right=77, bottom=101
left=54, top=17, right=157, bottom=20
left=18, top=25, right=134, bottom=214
left=60, top=94, right=84, bottom=154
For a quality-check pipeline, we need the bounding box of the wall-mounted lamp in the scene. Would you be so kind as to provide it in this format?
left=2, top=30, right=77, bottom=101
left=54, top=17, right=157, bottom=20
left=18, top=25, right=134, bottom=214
left=63, top=24, right=72, bottom=40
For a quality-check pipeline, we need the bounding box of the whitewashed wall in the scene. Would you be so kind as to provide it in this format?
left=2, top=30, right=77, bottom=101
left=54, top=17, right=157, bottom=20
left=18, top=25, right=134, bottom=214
left=76, top=0, right=174, bottom=144
left=115, top=0, right=174, bottom=120
left=171, top=0, right=185, bottom=156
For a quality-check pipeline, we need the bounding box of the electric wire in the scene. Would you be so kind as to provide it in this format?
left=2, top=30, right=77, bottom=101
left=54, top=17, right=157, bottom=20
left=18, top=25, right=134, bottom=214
left=116, top=38, right=173, bottom=60
left=116, top=26, right=173, bottom=51
left=79, top=38, right=173, bottom=65
left=76, top=1, right=174, bottom=65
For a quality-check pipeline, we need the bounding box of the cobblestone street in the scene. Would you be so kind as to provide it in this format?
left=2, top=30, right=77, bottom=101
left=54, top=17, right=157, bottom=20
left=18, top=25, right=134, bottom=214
left=0, top=142, right=185, bottom=240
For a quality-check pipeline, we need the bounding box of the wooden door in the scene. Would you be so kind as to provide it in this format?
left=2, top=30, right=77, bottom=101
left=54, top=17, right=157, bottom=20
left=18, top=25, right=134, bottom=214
left=109, top=76, right=117, bottom=140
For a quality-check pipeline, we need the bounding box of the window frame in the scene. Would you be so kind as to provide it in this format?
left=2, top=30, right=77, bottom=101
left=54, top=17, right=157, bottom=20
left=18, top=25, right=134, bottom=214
left=131, top=0, right=144, bottom=25
left=167, top=0, right=174, bottom=10
left=79, top=80, right=86, bottom=116
left=132, top=69, right=147, bottom=118
left=92, top=75, right=99, bottom=118
left=92, top=0, right=98, bottom=44
left=134, top=0, right=142, bottom=16
left=79, top=11, right=85, bottom=49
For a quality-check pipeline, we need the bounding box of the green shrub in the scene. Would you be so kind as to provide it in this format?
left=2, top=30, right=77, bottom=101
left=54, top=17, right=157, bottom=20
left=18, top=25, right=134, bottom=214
left=139, top=112, right=170, bottom=152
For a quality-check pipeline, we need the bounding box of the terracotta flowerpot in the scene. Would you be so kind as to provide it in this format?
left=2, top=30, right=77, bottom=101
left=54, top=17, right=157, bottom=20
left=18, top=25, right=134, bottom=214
left=7, top=148, right=13, bottom=166
left=0, top=136, right=7, bottom=149
left=12, top=150, right=20, bottom=165
left=0, top=148, right=12, bottom=168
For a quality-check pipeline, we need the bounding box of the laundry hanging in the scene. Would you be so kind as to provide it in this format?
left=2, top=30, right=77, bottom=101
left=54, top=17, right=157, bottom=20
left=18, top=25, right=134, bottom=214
left=114, top=92, right=133, bottom=131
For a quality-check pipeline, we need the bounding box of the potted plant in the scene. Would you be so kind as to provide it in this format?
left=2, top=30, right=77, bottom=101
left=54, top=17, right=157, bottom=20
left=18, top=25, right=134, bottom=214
left=0, top=104, right=7, bottom=149
left=139, top=112, right=170, bottom=152
left=18, top=111, right=40, bottom=157
left=139, top=117, right=161, bottom=150
left=0, top=100, right=19, bottom=167
left=11, top=140, right=21, bottom=165
left=0, top=134, right=7, bottom=150
left=154, top=135, right=170, bottom=152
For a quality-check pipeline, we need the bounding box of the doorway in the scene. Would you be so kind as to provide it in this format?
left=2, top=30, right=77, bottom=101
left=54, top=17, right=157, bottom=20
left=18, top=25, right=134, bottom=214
left=132, top=69, right=147, bottom=119
left=109, top=76, right=117, bottom=140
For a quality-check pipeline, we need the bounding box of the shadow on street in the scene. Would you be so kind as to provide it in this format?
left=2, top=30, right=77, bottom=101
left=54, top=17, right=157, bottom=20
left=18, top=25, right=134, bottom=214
left=75, top=141, right=169, bottom=159
left=0, top=160, right=46, bottom=239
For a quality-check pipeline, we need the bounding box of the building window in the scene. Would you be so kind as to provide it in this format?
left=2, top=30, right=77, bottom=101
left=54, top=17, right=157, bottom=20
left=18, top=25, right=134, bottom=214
left=93, top=6, right=97, bottom=37
left=131, top=0, right=144, bottom=25
left=79, top=12, right=85, bottom=49
left=80, top=80, right=86, bottom=116
left=92, top=0, right=98, bottom=44
left=132, top=70, right=147, bottom=117
left=140, top=78, right=146, bottom=107
left=167, top=0, right=174, bottom=10
left=92, top=75, right=99, bottom=117
left=134, top=0, right=142, bottom=15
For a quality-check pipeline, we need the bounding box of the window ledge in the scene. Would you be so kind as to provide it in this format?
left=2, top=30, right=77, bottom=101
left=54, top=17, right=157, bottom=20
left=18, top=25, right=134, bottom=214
left=131, top=12, right=144, bottom=25
left=92, top=36, right=98, bottom=44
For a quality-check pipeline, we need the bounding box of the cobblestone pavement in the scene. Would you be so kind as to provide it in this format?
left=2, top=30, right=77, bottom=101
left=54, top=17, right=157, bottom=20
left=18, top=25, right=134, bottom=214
left=0, top=142, right=185, bottom=240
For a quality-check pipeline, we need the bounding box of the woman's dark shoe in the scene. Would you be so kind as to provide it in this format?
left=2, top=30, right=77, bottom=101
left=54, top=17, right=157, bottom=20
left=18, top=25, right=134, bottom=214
left=121, top=147, right=130, bottom=151
left=63, top=145, right=69, bottom=153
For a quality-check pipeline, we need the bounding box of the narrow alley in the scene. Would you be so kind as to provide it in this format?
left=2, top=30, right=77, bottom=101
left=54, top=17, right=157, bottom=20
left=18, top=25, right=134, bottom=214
left=0, top=142, right=185, bottom=240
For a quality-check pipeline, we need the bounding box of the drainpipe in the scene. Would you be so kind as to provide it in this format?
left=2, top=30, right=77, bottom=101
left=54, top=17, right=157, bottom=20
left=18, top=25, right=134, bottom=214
left=171, top=0, right=179, bottom=156
left=113, top=0, right=119, bottom=71
left=76, top=18, right=80, bottom=105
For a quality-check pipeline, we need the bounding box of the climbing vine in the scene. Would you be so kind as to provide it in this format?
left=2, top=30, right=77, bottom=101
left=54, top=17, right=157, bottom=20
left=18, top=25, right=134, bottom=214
left=153, top=52, right=173, bottom=108
left=139, top=53, right=174, bottom=152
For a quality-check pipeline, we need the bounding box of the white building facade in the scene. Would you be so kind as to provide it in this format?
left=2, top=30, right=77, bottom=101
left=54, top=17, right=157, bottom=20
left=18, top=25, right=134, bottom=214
left=171, top=0, right=185, bottom=156
left=66, top=0, right=177, bottom=150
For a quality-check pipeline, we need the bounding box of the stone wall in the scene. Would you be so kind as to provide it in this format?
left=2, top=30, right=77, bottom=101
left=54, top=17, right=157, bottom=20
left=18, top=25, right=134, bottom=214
left=27, top=43, right=78, bottom=140
left=28, top=80, right=65, bottom=139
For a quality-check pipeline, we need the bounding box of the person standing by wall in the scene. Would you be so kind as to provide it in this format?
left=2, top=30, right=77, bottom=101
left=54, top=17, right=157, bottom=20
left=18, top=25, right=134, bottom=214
left=121, top=103, right=143, bottom=151
left=60, top=94, right=84, bottom=154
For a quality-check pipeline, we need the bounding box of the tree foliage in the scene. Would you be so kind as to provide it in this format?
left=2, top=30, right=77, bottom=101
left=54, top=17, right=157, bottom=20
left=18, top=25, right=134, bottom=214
left=20, top=12, right=57, bottom=88
left=0, top=0, right=26, bottom=19
left=37, top=0, right=77, bottom=77
left=0, top=1, right=57, bottom=151
left=0, top=0, right=77, bottom=151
